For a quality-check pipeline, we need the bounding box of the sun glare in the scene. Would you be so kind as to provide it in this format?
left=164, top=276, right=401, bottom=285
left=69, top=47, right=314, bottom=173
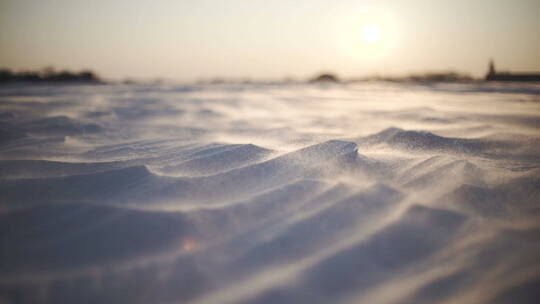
left=361, top=24, right=380, bottom=44
left=337, top=8, right=399, bottom=62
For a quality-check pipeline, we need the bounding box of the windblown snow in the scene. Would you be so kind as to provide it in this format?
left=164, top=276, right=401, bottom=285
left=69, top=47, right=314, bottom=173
left=1, top=82, right=540, bottom=304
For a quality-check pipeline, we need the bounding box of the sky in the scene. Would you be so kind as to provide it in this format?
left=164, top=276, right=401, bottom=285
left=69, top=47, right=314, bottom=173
left=1, top=0, right=539, bottom=81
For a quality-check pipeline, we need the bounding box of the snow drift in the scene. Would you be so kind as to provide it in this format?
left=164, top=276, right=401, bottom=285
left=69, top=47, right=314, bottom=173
left=1, top=81, right=539, bottom=304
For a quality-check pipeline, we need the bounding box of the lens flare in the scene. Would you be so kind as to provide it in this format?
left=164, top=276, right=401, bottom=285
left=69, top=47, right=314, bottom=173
left=181, top=237, right=197, bottom=252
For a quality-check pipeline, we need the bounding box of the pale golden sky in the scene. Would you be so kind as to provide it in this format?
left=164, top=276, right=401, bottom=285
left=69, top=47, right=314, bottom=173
left=1, top=0, right=539, bottom=81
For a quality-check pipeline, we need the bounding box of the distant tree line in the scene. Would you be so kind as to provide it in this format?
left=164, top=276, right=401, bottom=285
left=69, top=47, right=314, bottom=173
left=309, top=71, right=475, bottom=84
left=310, top=73, right=339, bottom=83
left=0, top=67, right=101, bottom=83
left=403, top=72, right=473, bottom=82
left=349, top=72, right=474, bottom=83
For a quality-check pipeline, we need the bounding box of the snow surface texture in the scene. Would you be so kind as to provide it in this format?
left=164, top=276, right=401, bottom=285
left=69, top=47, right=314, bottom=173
left=1, top=82, right=540, bottom=304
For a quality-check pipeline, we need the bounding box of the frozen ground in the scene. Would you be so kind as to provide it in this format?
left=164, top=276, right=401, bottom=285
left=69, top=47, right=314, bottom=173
left=1, top=81, right=540, bottom=304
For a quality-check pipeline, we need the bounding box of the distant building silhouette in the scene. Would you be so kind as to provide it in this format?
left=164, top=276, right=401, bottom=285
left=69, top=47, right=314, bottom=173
left=486, top=60, right=540, bottom=82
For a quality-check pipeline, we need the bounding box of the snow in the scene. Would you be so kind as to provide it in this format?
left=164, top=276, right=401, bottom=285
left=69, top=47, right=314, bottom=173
left=1, top=81, right=539, bottom=303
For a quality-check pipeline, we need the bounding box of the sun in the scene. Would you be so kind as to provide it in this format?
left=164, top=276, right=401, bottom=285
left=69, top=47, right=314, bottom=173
left=361, top=24, right=380, bottom=44
left=336, top=8, right=399, bottom=61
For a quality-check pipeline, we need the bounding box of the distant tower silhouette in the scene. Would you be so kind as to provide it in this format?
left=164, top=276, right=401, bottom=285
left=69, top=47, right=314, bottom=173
left=485, top=59, right=540, bottom=81
left=488, top=59, right=495, bottom=75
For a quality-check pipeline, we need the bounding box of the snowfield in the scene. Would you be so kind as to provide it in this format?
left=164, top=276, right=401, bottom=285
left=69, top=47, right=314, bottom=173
left=1, top=82, right=540, bottom=304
